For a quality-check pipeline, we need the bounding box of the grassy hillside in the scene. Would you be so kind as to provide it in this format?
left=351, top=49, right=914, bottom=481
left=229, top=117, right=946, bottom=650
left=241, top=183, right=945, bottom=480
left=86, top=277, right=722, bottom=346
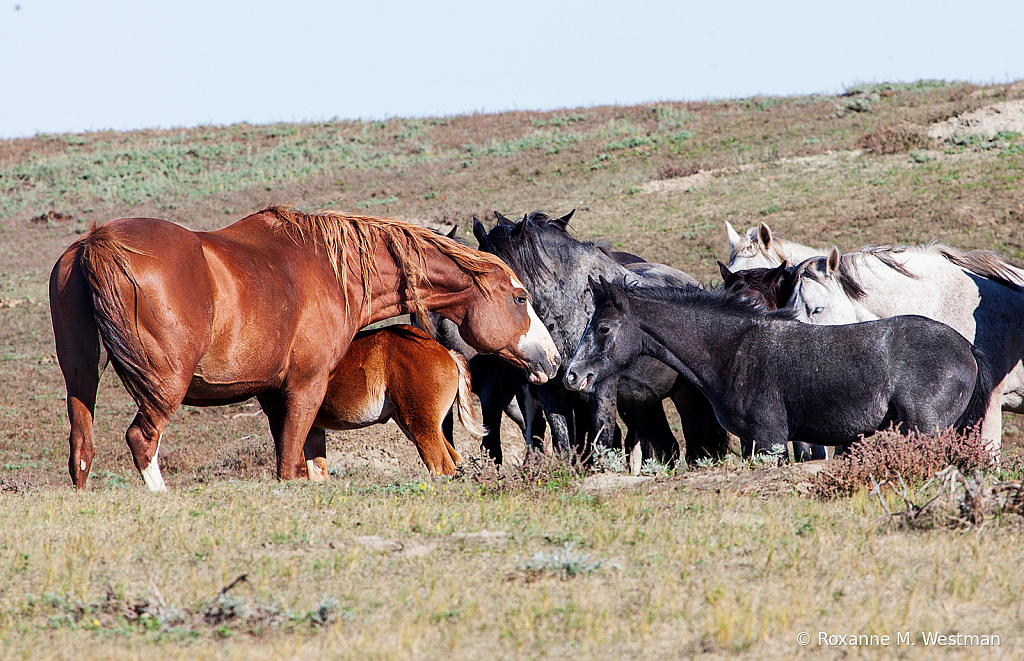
left=2, top=79, right=1024, bottom=659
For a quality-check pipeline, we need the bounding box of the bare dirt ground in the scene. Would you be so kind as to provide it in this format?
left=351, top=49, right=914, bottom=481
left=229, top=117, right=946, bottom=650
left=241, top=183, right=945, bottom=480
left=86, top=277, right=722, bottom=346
left=928, top=99, right=1024, bottom=141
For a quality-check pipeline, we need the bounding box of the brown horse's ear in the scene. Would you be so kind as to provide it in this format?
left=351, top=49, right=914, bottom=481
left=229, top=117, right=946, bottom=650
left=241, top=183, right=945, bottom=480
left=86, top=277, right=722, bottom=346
left=494, top=210, right=513, bottom=226
left=552, top=209, right=575, bottom=228
left=758, top=222, right=774, bottom=249
left=718, top=260, right=733, bottom=282
left=825, top=246, right=841, bottom=276
left=446, top=224, right=458, bottom=239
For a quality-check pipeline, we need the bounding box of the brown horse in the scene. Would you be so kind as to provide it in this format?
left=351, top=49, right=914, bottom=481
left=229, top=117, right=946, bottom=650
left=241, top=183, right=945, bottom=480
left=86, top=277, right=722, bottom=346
left=49, top=206, right=559, bottom=490
left=305, top=324, right=485, bottom=478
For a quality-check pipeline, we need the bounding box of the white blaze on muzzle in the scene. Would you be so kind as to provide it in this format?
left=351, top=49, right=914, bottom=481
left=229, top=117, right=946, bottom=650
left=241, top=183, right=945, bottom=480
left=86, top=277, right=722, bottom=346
left=512, top=276, right=560, bottom=375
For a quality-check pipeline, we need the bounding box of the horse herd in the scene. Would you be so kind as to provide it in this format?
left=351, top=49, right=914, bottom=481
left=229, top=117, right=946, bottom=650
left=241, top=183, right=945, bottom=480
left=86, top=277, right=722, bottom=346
left=48, top=205, right=1023, bottom=490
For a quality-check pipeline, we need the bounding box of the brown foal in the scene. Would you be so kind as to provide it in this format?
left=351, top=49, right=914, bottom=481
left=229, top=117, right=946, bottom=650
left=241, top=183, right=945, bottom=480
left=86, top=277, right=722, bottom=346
left=305, top=325, right=486, bottom=478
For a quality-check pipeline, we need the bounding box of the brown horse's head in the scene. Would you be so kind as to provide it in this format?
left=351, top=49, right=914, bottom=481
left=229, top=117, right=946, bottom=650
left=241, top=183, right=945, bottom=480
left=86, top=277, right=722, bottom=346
left=454, top=268, right=561, bottom=384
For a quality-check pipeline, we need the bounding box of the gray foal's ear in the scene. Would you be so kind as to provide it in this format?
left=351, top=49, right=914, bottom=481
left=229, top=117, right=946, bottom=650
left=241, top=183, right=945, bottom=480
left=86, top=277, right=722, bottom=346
left=552, top=209, right=575, bottom=228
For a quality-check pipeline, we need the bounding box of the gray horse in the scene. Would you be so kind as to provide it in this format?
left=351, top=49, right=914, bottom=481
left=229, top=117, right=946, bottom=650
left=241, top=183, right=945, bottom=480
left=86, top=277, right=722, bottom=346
left=475, top=210, right=727, bottom=468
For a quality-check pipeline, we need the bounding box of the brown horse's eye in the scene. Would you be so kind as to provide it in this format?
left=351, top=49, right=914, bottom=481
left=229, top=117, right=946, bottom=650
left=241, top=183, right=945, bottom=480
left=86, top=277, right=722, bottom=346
left=515, top=295, right=528, bottom=305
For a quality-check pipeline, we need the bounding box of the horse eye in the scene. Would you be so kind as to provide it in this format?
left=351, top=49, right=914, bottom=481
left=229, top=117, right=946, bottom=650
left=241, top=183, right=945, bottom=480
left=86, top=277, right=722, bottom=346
left=812, top=306, right=824, bottom=315
left=598, top=325, right=611, bottom=335
left=515, top=295, right=527, bottom=305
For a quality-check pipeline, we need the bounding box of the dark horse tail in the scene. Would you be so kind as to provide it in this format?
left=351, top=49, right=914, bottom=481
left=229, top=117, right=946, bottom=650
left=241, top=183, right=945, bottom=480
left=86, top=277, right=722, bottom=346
left=954, top=344, right=995, bottom=433
left=76, top=225, right=170, bottom=417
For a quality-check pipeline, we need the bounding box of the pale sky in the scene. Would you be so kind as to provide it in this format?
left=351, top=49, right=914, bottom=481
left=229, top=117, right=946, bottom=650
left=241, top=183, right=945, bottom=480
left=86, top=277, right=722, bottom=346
left=2, top=0, right=1023, bottom=138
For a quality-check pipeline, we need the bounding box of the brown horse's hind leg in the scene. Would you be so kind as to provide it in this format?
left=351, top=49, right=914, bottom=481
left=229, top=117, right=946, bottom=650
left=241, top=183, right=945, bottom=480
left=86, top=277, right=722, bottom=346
left=395, top=419, right=461, bottom=475
left=392, top=381, right=462, bottom=475
left=63, top=372, right=100, bottom=490
left=50, top=252, right=103, bottom=490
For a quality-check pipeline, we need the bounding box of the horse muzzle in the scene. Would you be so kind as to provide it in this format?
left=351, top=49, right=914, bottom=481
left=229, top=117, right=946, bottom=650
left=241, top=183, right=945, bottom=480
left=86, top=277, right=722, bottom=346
left=520, top=343, right=561, bottom=385
left=562, top=368, right=593, bottom=393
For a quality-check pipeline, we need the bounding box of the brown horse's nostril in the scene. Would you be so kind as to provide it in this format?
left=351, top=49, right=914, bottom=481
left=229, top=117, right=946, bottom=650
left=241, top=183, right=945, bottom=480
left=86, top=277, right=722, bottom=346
left=552, top=353, right=562, bottom=368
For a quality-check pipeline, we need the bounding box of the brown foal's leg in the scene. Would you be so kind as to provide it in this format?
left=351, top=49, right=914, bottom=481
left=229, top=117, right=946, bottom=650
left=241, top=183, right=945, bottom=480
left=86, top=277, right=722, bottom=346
left=303, top=426, right=329, bottom=482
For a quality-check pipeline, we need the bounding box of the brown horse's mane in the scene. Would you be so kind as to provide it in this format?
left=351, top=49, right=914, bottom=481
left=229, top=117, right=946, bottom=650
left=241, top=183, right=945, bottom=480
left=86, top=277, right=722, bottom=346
left=262, top=205, right=517, bottom=334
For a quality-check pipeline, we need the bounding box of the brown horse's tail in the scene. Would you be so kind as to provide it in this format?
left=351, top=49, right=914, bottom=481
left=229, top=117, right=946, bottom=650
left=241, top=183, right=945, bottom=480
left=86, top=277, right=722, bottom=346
left=449, top=350, right=488, bottom=437
left=77, top=225, right=170, bottom=417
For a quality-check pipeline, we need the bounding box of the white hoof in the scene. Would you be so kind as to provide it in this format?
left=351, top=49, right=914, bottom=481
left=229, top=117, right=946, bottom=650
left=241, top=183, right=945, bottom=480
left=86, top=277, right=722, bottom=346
left=307, top=457, right=329, bottom=482
left=140, top=445, right=167, bottom=492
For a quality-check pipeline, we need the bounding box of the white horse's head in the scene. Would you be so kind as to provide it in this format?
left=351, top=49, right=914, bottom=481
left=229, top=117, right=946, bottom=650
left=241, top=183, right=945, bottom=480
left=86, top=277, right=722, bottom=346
left=726, top=221, right=783, bottom=271
left=789, top=247, right=865, bottom=324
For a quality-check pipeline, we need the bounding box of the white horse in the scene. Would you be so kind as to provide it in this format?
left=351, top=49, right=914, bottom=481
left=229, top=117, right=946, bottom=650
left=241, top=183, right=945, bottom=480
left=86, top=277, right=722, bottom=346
left=725, top=221, right=825, bottom=271
left=788, top=243, right=1024, bottom=454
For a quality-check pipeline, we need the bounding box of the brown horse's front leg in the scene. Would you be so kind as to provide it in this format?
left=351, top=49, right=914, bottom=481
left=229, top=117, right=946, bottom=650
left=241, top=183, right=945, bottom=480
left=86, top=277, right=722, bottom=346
left=258, top=387, right=326, bottom=481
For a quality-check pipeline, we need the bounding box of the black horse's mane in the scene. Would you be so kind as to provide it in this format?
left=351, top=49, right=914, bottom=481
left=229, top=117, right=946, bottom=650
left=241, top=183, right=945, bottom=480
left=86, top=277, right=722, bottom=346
left=616, top=282, right=799, bottom=321
left=480, top=211, right=614, bottom=285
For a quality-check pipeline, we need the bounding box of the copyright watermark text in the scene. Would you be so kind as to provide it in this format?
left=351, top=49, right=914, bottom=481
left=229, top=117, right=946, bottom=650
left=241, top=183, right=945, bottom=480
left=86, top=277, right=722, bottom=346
left=797, top=631, right=1001, bottom=647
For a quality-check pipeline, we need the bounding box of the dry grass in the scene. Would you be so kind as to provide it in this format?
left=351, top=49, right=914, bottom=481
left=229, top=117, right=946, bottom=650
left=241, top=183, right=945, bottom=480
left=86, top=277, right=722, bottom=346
left=1, top=475, right=1022, bottom=659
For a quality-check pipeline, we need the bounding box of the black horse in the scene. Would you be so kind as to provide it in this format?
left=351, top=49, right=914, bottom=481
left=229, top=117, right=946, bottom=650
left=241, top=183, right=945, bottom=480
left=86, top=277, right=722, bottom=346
left=565, top=277, right=993, bottom=453
left=718, top=260, right=829, bottom=461
left=475, top=211, right=728, bottom=466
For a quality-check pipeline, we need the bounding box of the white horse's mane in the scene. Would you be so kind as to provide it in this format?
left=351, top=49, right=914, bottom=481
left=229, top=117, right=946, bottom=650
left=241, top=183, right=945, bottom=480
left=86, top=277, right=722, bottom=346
left=843, top=242, right=1024, bottom=290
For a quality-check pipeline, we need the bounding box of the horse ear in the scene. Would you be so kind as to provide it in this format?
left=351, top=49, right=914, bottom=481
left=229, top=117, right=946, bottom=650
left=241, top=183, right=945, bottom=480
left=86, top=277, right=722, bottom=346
left=494, top=210, right=513, bottom=226
left=826, top=246, right=841, bottom=275
left=553, top=209, right=575, bottom=228
left=589, top=275, right=606, bottom=304
left=765, top=261, right=787, bottom=285
left=472, top=218, right=488, bottom=245
left=718, top=260, right=733, bottom=282
left=445, top=225, right=458, bottom=239
left=510, top=219, right=527, bottom=238
left=725, top=221, right=742, bottom=251
left=758, top=222, right=774, bottom=249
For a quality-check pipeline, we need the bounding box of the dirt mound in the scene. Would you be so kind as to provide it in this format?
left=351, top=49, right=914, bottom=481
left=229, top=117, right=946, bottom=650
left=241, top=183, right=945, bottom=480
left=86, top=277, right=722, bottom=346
left=928, top=100, right=1024, bottom=142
